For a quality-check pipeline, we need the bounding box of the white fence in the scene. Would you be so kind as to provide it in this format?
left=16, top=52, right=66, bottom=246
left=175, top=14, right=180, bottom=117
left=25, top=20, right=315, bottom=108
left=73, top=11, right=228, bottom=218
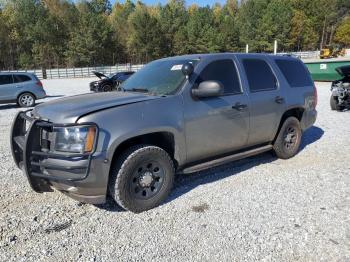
left=0, top=52, right=322, bottom=79
left=277, top=51, right=320, bottom=59
left=1, top=64, right=144, bottom=79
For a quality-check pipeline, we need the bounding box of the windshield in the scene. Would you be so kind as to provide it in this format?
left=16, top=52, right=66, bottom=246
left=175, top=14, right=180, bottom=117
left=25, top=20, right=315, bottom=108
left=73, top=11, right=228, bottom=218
left=120, top=59, right=198, bottom=95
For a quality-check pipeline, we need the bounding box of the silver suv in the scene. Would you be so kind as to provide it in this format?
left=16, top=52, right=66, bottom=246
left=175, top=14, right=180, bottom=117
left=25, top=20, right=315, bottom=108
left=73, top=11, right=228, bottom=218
left=11, top=54, right=317, bottom=212
left=0, top=72, right=46, bottom=107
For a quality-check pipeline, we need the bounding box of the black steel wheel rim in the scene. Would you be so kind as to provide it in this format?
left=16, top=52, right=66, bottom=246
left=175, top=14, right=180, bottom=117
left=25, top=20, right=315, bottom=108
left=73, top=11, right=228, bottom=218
left=283, top=126, right=298, bottom=150
left=130, top=160, right=165, bottom=200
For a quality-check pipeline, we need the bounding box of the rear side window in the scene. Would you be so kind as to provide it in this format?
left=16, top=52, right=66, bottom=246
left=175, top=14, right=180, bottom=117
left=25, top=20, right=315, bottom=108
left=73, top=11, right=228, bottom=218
left=0, top=75, right=13, bottom=85
left=275, top=59, right=313, bottom=87
left=242, top=59, right=277, bottom=92
left=14, top=74, right=31, bottom=83
left=197, top=59, right=241, bottom=95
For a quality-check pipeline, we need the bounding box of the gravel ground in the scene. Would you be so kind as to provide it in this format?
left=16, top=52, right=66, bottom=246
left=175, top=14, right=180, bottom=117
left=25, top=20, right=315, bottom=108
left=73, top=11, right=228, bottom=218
left=0, top=80, right=349, bottom=261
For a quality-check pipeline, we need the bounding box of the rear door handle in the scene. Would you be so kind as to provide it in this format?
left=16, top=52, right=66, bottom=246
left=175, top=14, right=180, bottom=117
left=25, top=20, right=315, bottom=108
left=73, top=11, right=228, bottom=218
left=232, top=103, right=247, bottom=111
left=275, top=96, right=285, bottom=104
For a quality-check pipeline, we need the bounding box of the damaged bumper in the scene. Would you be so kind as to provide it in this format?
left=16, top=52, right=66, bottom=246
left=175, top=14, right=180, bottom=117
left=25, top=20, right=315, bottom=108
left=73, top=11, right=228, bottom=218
left=10, top=110, right=107, bottom=204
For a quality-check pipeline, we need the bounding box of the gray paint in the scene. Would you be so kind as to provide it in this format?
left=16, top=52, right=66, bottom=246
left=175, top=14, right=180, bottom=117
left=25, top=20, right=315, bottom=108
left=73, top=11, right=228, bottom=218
left=20, top=53, right=317, bottom=202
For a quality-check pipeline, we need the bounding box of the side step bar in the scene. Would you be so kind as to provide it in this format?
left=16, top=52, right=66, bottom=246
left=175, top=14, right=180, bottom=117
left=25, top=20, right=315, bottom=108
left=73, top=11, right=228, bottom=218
left=181, top=145, right=273, bottom=174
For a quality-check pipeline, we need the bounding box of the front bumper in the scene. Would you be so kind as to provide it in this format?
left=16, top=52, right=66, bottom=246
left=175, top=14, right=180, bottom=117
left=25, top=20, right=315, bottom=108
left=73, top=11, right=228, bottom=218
left=89, top=82, right=99, bottom=92
left=10, top=110, right=107, bottom=204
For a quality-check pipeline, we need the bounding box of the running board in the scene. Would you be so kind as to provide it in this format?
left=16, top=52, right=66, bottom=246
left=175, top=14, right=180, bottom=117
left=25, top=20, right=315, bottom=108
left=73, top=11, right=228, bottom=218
left=180, top=145, right=273, bottom=174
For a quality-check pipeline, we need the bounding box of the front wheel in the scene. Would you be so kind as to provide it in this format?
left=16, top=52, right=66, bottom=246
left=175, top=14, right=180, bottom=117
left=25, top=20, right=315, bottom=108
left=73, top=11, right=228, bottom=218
left=17, top=93, right=35, bottom=107
left=273, top=117, right=302, bottom=159
left=102, top=85, right=112, bottom=92
left=330, top=95, right=344, bottom=111
left=109, top=145, right=175, bottom=213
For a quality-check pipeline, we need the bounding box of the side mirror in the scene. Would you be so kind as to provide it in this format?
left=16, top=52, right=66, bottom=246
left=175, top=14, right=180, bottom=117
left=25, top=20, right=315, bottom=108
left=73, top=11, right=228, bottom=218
left=182, top=63, right=194, bottom=78
left=192, top=80, right=223, bottom=98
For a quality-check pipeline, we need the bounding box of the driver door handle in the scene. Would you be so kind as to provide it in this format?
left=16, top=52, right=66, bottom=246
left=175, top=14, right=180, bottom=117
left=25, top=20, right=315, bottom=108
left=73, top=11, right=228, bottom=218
left=232, top=102, right=247, bottom=111
left=275, top=96, right=285, bottom=104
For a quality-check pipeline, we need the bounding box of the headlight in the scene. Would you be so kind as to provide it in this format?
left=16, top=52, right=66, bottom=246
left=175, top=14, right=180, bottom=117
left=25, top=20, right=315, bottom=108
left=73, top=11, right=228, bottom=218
left=54, top=126, right=96, bottom=153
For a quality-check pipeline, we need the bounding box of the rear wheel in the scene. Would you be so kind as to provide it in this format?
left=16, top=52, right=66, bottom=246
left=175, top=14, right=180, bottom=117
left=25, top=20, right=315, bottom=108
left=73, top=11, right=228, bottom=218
left=273, top=117, right=302, bottom=159
left=109, top=145, right=175, bottom=213
left=17, top=93, right=35, bottom=107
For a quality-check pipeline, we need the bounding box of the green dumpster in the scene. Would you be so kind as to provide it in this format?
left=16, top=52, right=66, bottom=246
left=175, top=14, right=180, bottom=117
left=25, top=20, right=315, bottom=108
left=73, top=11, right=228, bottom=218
left=303, top=58, right=350, bottom=81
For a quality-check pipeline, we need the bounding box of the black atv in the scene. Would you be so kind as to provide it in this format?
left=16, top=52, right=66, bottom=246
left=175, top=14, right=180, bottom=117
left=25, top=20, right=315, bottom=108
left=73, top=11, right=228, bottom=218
left=330, top=65, right=350, bottom=111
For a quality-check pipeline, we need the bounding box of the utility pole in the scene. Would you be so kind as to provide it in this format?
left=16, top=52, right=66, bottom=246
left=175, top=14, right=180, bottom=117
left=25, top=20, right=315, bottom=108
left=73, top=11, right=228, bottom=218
left=246, top=44, right=249, bottom=53
left=274, top=40, right=278, bottom=55
left=320, top=16, right=327, bottom=50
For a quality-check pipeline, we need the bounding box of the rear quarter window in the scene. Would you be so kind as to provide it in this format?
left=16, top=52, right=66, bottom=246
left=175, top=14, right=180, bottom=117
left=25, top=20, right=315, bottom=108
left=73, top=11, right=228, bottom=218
left=275, top=59, right=313, bottom=87
left=14, top=74, right=32, bottom=83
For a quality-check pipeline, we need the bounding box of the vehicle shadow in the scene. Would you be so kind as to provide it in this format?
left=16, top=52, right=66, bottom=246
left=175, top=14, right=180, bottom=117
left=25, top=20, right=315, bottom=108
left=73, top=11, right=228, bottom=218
left=97, top=125, right=324, bottom=213
left=0, top=96, right=64, bottom=110
left=299, top=126, right=324, bottom=151
left=45, top=95, right=64, bottom=98
left=165, top=125, right=324, bottom=207
left=0, top=104, right=19, bottom=110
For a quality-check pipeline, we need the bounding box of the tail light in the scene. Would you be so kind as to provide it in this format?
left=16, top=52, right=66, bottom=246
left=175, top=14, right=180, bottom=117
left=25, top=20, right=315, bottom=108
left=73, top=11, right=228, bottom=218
left=313, top=84, right=318, bottom=108
left=36, top=81, right=43, bottom=88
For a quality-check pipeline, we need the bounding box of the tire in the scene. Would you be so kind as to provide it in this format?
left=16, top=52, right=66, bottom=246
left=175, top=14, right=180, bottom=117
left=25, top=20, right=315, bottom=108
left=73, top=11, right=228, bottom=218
left=109, top=145, right=175, bottom=213
left=102, top=85, right=112, bottom=92
left=17, top=92, right=35, bottom=107
left=273, top=117, right=302, bottom=159
left=330, top=95, right=344, bottom=111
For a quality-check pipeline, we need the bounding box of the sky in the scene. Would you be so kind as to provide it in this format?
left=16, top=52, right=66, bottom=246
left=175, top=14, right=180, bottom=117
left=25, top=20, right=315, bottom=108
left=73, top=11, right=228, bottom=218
left=110, top=0, right=227, bottom=7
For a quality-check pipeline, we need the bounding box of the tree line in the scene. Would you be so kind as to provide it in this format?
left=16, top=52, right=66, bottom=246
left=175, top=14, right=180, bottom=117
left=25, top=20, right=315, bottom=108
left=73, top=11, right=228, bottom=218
left=0, top=0, right=349, bottom=70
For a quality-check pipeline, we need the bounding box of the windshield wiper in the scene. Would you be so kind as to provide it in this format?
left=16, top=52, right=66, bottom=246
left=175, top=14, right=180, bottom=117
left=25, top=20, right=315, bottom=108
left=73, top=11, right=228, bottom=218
left=129, top=88, right=149, bottom=93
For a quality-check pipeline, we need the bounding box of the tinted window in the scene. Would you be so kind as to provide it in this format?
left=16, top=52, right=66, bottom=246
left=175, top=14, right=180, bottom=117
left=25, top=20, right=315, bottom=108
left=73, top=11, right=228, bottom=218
left=197, top=59, right=241, bottom=95
left=14, top=74, right=31, bottom=83
left=275, top=59, right=313, bottom=87
left=242, top=59, right=277, bottom=92
left=0, top=75, right=13, bottom=85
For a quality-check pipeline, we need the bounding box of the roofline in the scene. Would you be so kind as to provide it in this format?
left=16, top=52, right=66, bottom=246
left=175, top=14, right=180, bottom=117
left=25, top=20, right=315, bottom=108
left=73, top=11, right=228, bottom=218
left=155, top=52, right=300, bottom=62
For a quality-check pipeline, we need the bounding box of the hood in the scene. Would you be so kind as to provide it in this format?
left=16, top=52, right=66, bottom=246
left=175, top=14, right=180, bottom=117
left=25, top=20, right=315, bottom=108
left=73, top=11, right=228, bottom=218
left=32, top=92, right=159, bottom=123
left=336, top=65, right=350, bottom=78
left=93, top=71, right=108, bottom=79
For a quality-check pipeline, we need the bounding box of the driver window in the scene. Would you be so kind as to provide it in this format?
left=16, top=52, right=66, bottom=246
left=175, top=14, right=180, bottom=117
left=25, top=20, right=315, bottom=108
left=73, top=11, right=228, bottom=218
left=196, top=59, right=241, bottom=95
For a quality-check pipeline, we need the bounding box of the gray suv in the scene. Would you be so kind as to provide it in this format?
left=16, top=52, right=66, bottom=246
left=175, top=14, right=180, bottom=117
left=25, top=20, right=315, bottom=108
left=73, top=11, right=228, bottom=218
left=0, top=72, right=46, bottom=107
left=11, top=54, right=317, bottom=212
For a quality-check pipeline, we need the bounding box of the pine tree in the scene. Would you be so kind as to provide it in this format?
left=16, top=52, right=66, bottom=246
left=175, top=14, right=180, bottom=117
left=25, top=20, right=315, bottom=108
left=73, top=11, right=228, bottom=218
left=334, top=16, right=350, bottom=46
left=127, top=3, right=166, bottom=63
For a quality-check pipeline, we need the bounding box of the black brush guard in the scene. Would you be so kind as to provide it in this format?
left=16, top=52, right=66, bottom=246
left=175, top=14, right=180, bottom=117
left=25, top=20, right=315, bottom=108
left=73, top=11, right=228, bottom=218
left=10, top=110, right=98, bottom=193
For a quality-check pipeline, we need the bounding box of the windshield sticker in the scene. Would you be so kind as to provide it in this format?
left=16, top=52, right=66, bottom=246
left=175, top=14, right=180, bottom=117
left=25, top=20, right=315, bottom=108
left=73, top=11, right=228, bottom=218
left=171, top=64, right=182, bottom=71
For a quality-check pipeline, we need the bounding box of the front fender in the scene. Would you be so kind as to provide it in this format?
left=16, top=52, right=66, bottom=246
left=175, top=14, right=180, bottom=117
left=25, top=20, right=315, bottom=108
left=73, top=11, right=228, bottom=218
left=77, top=95, right=186, bottom=168
left=106, top=126, right=184, bottom=165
